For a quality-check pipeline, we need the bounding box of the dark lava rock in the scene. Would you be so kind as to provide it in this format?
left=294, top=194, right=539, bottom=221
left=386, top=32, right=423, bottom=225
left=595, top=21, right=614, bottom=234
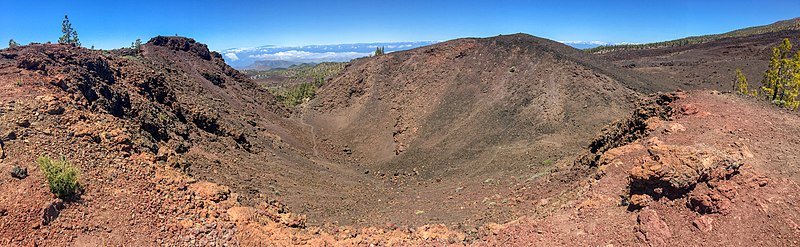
left=42, top=199, right=65, bottom=226
left=11, top=166, right=28, bottom=179
left=46, top=105, right=65, bottom=115
left=16, top=119, right=30, bottom=128
left=148, top=36, right=211, bottom=60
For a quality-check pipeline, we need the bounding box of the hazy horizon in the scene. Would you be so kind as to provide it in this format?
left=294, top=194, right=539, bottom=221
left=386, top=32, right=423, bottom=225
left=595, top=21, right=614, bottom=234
left=2, top=0, right=798, bottom=52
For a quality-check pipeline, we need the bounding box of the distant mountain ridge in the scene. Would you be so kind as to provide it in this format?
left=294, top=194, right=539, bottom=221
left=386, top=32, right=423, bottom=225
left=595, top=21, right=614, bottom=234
left=221, top=41, right=439, bottom=68
left=559, top=40, right=635, bottom=49
left=222, top=39, right=632, bottom=69
left=587, top=17, right=800, bottom=53
left=243, top=60, right=306, bottom=71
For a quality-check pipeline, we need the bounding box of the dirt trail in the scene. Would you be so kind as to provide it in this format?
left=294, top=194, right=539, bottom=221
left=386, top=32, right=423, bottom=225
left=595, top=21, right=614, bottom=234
left=295, top=33, right=647, bottom=228
left=2, top=35, right=800, bottom=246
left=299, top=106, right=319, bottom=157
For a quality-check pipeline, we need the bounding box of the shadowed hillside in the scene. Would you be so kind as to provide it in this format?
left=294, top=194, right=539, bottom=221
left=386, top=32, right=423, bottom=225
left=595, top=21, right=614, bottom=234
left=587, top=17, right=800, bottom=54
left=597, top=30, right=800, bottom=91
left=297, top=33, right=659, bottom=227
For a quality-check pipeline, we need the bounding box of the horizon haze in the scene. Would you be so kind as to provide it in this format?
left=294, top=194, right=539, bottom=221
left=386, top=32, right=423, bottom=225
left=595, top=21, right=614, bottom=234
left=2, top=0, right=799, bottom=51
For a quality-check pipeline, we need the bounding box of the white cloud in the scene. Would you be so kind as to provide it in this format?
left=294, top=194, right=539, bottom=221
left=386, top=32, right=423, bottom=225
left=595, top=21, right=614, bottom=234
left=248, top=50, right=372, bottom=62
left=386, top=44, right=412, bottom=49
left=223, top=53, right=239, bottom=61
left=558, top=40, right=638, bottom=46
left=558, top=40, right=611, bottom=46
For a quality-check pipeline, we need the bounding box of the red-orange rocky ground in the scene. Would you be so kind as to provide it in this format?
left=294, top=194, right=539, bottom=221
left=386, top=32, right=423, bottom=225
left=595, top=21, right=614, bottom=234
left=479, top=91, right=800, bottom=246
left=2, top=36, right=799, bottom=246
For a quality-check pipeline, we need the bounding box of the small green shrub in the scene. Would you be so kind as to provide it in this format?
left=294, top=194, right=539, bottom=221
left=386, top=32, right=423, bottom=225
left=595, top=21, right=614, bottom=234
left=734, top=69, right=748, bottom=94
left=38, top=155, right=82, bottom=199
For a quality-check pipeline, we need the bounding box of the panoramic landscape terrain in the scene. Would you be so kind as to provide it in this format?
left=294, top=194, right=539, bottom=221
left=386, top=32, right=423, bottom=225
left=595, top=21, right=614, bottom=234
left=2, top=2, right=800, bottom=246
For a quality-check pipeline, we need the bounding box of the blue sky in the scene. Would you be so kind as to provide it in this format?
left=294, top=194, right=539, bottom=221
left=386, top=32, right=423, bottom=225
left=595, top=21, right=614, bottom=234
left=1, top=0, right=798, bottom=51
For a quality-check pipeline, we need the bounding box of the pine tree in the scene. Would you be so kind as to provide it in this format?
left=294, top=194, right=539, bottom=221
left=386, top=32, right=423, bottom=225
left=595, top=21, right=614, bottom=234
left=761, top=38, right=800, bottom=109
left=734, top=69, right=748, bottom=94
left=8, top=39, right=18, bottom=48
left=374, top=46, right=385, bottom=56
left=58, top=15, right=80, bottom=46
left=131, top=38, right=142, bottom=52
left=787, top=48, right=800, bottom=110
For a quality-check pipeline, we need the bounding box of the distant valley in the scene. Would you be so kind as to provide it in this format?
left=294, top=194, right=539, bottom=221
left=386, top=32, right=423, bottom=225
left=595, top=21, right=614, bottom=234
left=221, top=41, right=439, bottom=69
left=222, top=40, right=631, bottom=69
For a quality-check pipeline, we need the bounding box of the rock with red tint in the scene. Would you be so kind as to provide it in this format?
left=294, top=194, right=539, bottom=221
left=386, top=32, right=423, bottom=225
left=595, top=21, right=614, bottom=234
left=692, top=215, right=714, bottom=232
left=680, top=104, right=699, bottom=115
left=189, top=181, right=231, bottom=203
left=628, top=144, right=743, bottom=208
left=636, top=209, right=672, bottom=245
left=687, top=181, right=735, bottom=215
left=147, top=36, right=211, bottom=60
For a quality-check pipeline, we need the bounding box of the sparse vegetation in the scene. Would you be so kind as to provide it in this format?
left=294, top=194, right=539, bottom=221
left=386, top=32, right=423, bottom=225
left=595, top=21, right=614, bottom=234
left=245, top=62, right=345, bottom=107
left=374, top=46, right=385, bottom=56
left=8, top=39, right=18, bottom=48
left=38, top=155, right=82, bottom=199
left=734, top=69, right=749, bottom=95
left=58, top=15, right=81, bottom=47
left=245, top=62, right=345, bottom=82
left=271, top=77, right=324, bottom=106
left=587, top=18, right=800, bottom=53
left=131, top=38, right=142, bottom=52
left=734, top=38, right=800, bottom=110
left=760, top=38, right=800, bottom=110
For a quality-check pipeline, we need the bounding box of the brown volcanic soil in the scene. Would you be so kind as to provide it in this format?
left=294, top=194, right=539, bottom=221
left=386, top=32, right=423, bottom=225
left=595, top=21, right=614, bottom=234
left=480, top=90, right=800, bottom=246
left=596, top=30, right=800, bottom=92
left=0, top=37, right=363, bottom=246
left=300, top=34, right=666, bottom=228
left=1, top=33, right=800, bottom=246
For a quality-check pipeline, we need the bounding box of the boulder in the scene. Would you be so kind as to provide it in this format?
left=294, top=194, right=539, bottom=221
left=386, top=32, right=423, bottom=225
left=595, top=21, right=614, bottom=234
left=692, top=216, right=714, bottom=232
left=629, top=144, right=742, bottom=209
left=11, top=165, right=28, bottom=179
left=147, top=36, right=211, bottom=60
left=636, top=209, right=672, bottom=245
left=189, top=181, right=230, bottom=202
left=42, top=199, right=65, bottom=226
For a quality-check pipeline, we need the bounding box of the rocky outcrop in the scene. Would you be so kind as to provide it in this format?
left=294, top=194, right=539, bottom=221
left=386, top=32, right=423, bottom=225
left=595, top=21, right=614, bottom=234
left=148, top=36, right=212, bottom=60
left=628, top=144, right=743, bottom=210
left=576, top=92, right=682, bottom=168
